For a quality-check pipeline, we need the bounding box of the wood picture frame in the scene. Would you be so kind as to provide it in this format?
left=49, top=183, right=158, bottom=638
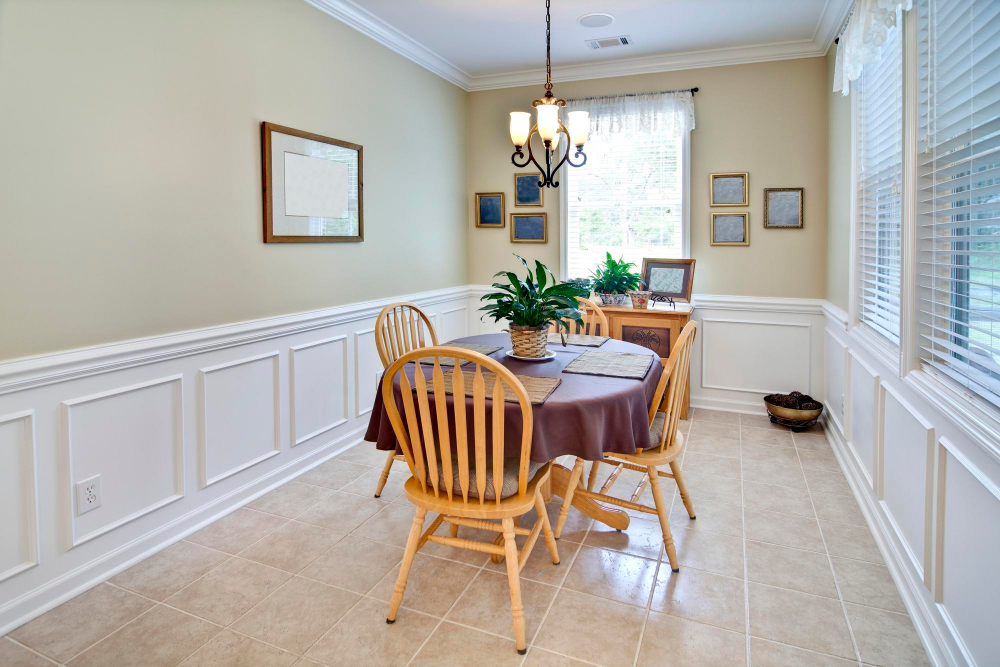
left=640, top=258, right=696, bottom=303
left=475, top=192, right=505, bottom=228
left=513, top=172, right=544, bottom=207
left=510, top=213, right=547, bottom=243
left=261, top=121, right=363, bottom=243
left=764, top=187, right=804, bottom=228
left=709, top=172, right=748, bottom=207
left=711, top=213, right=750, bottom=246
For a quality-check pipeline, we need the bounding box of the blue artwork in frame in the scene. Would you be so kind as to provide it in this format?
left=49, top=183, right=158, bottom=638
left=475, top=192, right=505, bottom=227
left=511, top=213, right=547, bottom=243
left=514, top=173, right=543, bottom=207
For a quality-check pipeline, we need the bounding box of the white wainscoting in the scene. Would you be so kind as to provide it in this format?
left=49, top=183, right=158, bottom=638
left=0, top=285, right=472, bottom=635
left=823, top=302, right=1000, bottom=666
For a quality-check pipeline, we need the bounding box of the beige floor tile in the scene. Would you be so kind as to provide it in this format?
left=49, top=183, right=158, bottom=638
left=522, top=647, right=592, bottom=666
left=846, top=603, right=930, bottom=667
left=746, top=541, right=838, bottom=598
left=369, top=554, right=480, bottom=617
left=110, top=541, right=230, bottom=601
left=650, top=567, right=745, bottom=632
left=562, top=546, right=657, bottom=607
left=689, top=421, right=741, bottom=440
left=187, top=509, right=287, bottom=554
left=793, top=433, right=832, bottom=452
left=305, top=597, right=437, bottom=666
left=409, top=622, right=524, bottom=667
left=741, top=460, right=806, bottom=490
left=0, top=638, right=55, bottom=667
left=8, top=583, right=154, bottom=662
left=820, top=520, right=884, bottom=563
left=670, top=498, right=743, bottom=538
left=334, top=444, right=388, bottom=467
left=239, top=521, right=345, bottom=573
left=231, top=576, right=361, bottom=654
left=341, top=466, right=409, bottom=501
left=675, top=470, right=743, bottom=506
left=812, top=491, right=866, bottom=526
left=693, top=409, right=741, bottom=424
left=741, top=443, right=801, bottom=466
left=682, top=452, right=742, bottom=479
left=532, top=500, right=593, bottom=543
left=748, top=583, right=855, bottom=660
left=296, top=459, right=371, bottom=490
left=750, top=637, right=857, bottom=666
left=178, top=630, right=297, bottom=667
left=803, top=467, right=853, bottom=497
left=669, top=527, right=744, bottom=578
left=247, top=482, right=333, bottom=519
left=741, top=414, right=790, bottom=431
left=585, top=514, right=668, bottom=560
left=744, top=507, right=825, bottom=552
left=446, top=570, right=557, bottom=641
left=686, top=434, right=742, bottom=459
left=166, top=557, right=292, bottom=625
left=831, top=557, right=905, bottom=613
left=741, top=426, right=795, bottom=447
left=67, top=605, right=220, bottom=667
left=299, top=534, right=403, bottom=593
left=743, top=481, right=814, bottom=517
left=486, top=532, right=575, bottom=586
left=797, top=450, right=842, bottom=472
left=534, top=589, right=645, bottom=667
left=636, top=611, right=747, bottom=667
left=296, top=491, right=387, bottom=533
left=352, top=502, right=421, bottom=547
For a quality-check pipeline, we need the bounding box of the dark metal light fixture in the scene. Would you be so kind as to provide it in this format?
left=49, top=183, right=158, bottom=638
left=510, top=0, right=589, bottom=188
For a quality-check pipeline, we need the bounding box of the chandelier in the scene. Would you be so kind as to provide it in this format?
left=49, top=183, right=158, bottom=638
left=509, top=0, right=589, bottom=188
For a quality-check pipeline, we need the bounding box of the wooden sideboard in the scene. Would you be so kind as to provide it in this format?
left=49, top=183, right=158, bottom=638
left=599, top=302, right=694, bottom=419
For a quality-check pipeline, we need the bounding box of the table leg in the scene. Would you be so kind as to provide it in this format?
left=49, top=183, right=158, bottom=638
left=548, top=463, right=630, bottom=531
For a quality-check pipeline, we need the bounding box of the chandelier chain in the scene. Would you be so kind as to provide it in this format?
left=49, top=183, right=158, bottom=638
left=544, top=0, right=552, bottom=92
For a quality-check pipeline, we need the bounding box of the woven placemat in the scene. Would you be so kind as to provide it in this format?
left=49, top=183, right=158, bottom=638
left=562, top=350, right=654, bottom=379
left=546, top=333, right=609, bottom=347
left=423, top=370, right=561, bottom=405
left=415, top=343, right=502, bottom=366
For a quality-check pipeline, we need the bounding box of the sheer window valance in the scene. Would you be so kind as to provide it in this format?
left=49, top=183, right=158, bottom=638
left=833, top=0, right=912, bottom=95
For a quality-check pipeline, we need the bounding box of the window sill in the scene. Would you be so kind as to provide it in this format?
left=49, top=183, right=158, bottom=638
left=849, top=324, right=901, bottom=377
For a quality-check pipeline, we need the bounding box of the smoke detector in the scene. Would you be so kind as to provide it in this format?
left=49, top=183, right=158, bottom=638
left=578, top=12, right=614, bottom=29
left=586, top=35, right=633, bottom=50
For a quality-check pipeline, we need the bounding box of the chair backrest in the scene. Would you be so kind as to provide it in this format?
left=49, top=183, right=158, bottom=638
left=549, top=297, right=609, bottom=336
left=375, top=302, right=439, bottom=368
left=646, top=321, right=697, bottom=453
left=381, top=346, right=534, bottom=505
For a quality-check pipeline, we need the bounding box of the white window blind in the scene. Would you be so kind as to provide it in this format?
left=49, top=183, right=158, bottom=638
left=917, top=0, right=1000, bottom=406
left=856, top=13, right=904, bottom=345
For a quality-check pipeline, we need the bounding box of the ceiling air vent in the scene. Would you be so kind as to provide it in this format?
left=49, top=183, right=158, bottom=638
left=586, top=35, right=632, bottom=50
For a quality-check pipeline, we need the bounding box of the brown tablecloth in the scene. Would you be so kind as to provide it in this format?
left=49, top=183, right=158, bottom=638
left=363, top=333, right=662, bottom=462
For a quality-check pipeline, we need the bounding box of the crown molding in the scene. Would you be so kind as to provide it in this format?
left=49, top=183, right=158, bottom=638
left=305, top=0, right=852, bottom=92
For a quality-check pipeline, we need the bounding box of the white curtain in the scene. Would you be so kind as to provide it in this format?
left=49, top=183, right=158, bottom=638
left=566, top=90, right=696, bottom=136
left=834, top=0, right=911, bottom=95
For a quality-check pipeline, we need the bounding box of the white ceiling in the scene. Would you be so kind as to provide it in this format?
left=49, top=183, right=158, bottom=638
left=306, top=0, right=853, bottom=91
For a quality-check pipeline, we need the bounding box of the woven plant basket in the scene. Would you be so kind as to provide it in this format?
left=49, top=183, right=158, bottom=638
left=508, top=324, right=549, bottom=358
left=597, top=292, right=629, bottom=306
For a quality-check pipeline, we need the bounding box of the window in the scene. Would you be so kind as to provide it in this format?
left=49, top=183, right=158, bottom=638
left=563, top=92, right=694, bottom=280
left=855, top=14, right=904, bottom=345
left=917, top=0, right=1000, bottom=406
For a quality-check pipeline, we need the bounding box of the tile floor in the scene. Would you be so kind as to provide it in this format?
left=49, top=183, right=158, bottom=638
left=2, top=409, right=931, bottom=667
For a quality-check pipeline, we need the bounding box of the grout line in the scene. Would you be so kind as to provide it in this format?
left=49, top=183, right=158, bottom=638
left=3, top=636, right=61, bottom=666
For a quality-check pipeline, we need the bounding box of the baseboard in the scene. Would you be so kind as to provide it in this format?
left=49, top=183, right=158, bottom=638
left=689, top=395, right=768, bottom=414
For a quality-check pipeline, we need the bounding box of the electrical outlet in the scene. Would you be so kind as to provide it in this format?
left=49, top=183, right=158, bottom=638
left=76, top=475, right=102, bottom=516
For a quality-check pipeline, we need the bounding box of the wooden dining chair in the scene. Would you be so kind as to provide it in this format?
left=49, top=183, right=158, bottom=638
left=554, top=321, right=697, bottom=572
left=381, top=346, right=559, bottom=654
left=549, top=296, right=609, bottom=336
left=372, top=302, right=439, bottom=497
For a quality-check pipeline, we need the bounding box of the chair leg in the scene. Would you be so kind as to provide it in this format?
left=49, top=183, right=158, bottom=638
left=502, top=518, right=527, bottom=654
left=555, top=458, right=585, bottom=539
left=670, top=460, right=696, bottom=519
left=449, top=521, right=459, bottom=538
left=535, top=490, right=560, bottom=565
left=647, top=466, right=679, bottom=572
left=586, top=460, right=602, bottom=492
left=375, top=451, right=396, bottom=498
left=387, top=507, right=427, bottom=623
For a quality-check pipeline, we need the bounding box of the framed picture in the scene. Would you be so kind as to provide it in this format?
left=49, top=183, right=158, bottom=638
left=764, top=188, right=804, bottom=228
left=510, top=213, right=547, bottom=243
left=475, top=192, right=505, bottom=228
left=709, top=172, right=748, bottom=207
left=514, top=173, right=544, bottom=207
left=711, top=213, right=750, bottom=246
left=641, top=258, right=696, bottom=303
left=262, top=122, right=363, bottom=243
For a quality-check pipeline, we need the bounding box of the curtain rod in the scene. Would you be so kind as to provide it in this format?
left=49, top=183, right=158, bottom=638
left=567, top=87, right=698, bottom=102
left=833, top=1, right=858, bottom=44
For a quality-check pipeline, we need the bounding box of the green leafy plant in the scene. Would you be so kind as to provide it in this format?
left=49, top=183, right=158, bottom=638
left=590, top=252, right=642, bottom=294
left=480, top=255, right=588, bottom=332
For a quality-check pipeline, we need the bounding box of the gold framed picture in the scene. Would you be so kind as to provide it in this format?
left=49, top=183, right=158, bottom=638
left=640, top=258, right=696, bottom=303
left=709, top=172, right=748, bottom=207
left=510, top=213, right=547, bottom=243
left=475, top=192, right=505, bottom=228
left=711, top=213, right=749, bottom=246
left=514, top=173, right=544, bottom=207
left=764, top=188, right=804, bottom=228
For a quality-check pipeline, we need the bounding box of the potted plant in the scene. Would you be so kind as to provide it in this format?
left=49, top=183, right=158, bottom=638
left=590, top=252, right=642, bottom=306
left=480, top=255, right=588, bottom=358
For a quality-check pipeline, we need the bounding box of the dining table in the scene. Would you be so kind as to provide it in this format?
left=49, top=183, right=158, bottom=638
left=363, top=332, right=664, bottom=531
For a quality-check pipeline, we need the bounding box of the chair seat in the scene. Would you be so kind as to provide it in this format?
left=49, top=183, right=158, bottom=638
left=608, top=423, right=685, bottom=465
left=404, top=462, right=552, bottom=518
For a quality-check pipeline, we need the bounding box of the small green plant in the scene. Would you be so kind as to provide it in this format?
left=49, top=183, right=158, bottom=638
left=480, top=255, right=588, bottom=332
left=590, top=252, right=642, bottom=294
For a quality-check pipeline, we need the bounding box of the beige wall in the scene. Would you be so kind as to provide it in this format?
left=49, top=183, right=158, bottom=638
left=826, top=48, right=852, bottom=311
left=0, top=0, right=468, bottom=360
left=467, top=58, right=829, bottom=298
